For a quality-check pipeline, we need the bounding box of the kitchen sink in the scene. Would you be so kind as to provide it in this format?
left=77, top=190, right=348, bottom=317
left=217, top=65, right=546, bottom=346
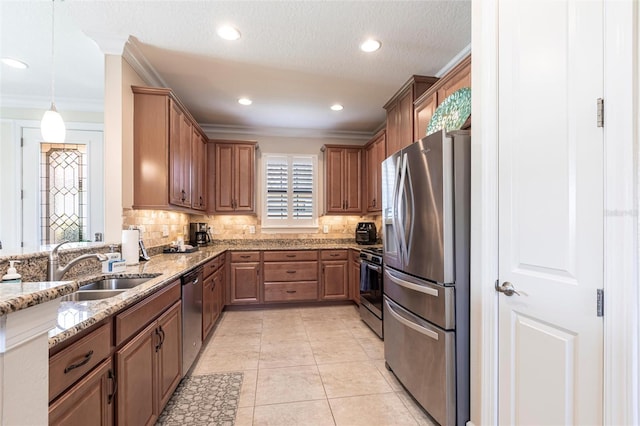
left=61, top=289, right=126, bottom=301
left=79, top=277, right=152, bottom=291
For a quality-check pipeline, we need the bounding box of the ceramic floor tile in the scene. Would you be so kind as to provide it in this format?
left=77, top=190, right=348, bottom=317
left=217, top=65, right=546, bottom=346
left=215, top=319, right=263, bottom=336
left=329, top=393, right=418, bottom=426
left=342, top=318, right=380, bottom=339
left=255, top=365, right=326, bottom=406
left=260, top=327, right=309, bottom=343
left=318, top=361, right=393, bottom=398
left=239, top=369, right=258, bottom=408
left=310, top=339, right=370, bottom=364
left=192, top=346, right=260, bottom=374
left=234, top=406, right=254, bottom=426
left=223, top=310, right=265, bottom=321
left=208, top=332, right=262, bottom=348
left=262, top=318, right=306, bottom=330
left=396, top=390, right=439, bottom=426
left=259, top=341, right=316, bottom=369
left=374, top=359, right=405, bottom=392
left=253, top=400, right=335, bottom=426
left=357, top=336, right=385, bottom=360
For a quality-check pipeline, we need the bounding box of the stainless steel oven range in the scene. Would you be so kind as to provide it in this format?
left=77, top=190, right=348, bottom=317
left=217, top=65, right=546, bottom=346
left=359, top=246, right=383, bottom=339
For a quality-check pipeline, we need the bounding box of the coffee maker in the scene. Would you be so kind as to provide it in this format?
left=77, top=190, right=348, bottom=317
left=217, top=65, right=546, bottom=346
left=189, top=223, right=211, bottom=246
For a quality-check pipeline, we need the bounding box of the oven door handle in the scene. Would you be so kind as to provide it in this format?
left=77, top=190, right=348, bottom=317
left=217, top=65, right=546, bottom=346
left=385, top=270, right=439, bottom=297
left=385, top=298, right=439, bottom=341
left=360, top=260, right=381, bottom=273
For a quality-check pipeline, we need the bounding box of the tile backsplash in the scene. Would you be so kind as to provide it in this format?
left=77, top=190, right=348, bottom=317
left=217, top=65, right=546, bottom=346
left=123, top=208, right=381, bottom=249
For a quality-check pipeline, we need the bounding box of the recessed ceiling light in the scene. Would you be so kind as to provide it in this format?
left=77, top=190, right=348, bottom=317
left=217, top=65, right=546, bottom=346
left=217, top=25, right=241, bottom=41
left=360, top=39, right=382, bottom=53
left=330, top=104, right=344, bottom=111
left=238, top=97, right=252, bottom=106
left=1, top=57, right=28, bottom=69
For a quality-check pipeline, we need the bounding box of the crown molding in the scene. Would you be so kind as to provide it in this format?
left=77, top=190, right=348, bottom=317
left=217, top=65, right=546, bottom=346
left=81, top=30, right=129, bottom=56
left=436, top=43, right=471, bottom=78
left=122, top=37, right=168, bottom=88
left=0, top=95, right=104, bottom=112
left=200, top=123, right=373, bottom=141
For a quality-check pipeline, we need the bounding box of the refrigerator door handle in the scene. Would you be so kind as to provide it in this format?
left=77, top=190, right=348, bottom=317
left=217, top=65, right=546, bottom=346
left=385, top=269, right=439, bottom=297
left=392, top=155, right=404, bottom=264
left=404, top=157, right=415, bottom=257
left=385, top=298, right=439, bottom=341
left=397, top=154, right=409, bottom=265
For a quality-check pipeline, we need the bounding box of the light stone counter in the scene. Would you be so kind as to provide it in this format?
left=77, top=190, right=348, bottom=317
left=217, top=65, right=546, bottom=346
left=0, top=280, right=77, bottom=316
left=50, top=241, right=373, bottom=348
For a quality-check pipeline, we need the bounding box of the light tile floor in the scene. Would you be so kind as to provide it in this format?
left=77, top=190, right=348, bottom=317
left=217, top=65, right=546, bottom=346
left=191, top=304, right=436, bottom=425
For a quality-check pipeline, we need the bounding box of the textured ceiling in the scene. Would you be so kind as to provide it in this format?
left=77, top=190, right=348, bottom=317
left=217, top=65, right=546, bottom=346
left=1, top=1, right=471, bottom=135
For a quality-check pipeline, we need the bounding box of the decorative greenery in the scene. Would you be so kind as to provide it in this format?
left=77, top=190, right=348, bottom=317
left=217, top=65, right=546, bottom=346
left=426, top=87, right=471, bottom=136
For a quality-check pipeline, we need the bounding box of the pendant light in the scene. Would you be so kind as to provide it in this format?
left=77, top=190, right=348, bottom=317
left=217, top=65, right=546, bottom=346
left=41, top=0, right=65, bottom=142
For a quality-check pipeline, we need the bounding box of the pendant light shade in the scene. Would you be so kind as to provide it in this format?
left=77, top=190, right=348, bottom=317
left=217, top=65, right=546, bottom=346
left=41, top=0, right=65, bottom=143
left=41, top=103, right=66, bottom=142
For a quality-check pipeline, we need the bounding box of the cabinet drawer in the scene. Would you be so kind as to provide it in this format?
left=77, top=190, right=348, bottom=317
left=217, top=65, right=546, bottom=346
left=263, top=250, right=318, bottom=262
left=263, top=261, right=318, bottom=282
left=49, top=322, right=112, bottom=402
left=230, top=251, right=260, bottom=262
left=321, top=250, right=349, bottom=260
left=204, top=258, right=218, bottom=277
left=264, top=282, right=318, bottom=302
left=115, top=279, right=181, bottom=346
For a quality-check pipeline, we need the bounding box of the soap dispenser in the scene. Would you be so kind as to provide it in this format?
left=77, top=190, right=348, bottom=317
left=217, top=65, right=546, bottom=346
left=2, top=260, right=22, bottom=283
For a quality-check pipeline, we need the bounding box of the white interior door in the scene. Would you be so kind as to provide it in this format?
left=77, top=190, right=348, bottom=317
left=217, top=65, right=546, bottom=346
left=497, top=1, right=604, bottom=424
left=22, top=126, right=103, bottom=252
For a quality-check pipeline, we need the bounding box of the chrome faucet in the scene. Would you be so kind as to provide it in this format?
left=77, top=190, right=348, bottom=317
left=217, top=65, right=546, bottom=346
left=47, top=240, right=108, bottom=281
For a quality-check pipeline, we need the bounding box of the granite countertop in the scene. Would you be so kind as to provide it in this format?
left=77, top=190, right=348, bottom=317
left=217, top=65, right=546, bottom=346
left=0, top=280, right=77, bottom=316
left=49, top=242, right=372, bottom=348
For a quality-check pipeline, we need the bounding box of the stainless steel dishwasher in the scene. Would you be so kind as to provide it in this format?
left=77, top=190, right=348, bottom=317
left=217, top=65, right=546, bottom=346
left=181, top=267, right=203, bottom=376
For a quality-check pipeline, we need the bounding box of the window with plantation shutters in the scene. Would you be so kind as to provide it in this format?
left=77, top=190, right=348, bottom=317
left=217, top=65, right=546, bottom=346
left=263, top=154, right=318, bottom=228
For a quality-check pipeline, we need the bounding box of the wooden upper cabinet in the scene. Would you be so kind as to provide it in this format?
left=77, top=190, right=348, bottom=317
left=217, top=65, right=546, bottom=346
left=209, top=140, right=256, bottom=214
left=414, top=92, right=437, bottom=140
left=414, top=55, right=472, bottom=138
left=436, top=55, right=471, bottom=107
left=365, top=129, right=386, bottom=212
left=191, top=129, right=207, bottom=211
left=384, top=75, right=438, bottom=156
left=132, top=86, right=206, bottom=213
left=324, top=145, right=363, bottom=214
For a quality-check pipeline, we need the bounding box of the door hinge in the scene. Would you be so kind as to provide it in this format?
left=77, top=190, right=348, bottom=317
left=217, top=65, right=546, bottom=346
left=20, top=137, right=24, bottom=147
left=596, top=98, right=604, bottom=127
left=596, top=289, right=604, bottom=317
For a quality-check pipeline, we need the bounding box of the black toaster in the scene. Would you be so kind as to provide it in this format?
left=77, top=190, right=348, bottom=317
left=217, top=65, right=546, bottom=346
left=355, top=222, right=377, bottom=245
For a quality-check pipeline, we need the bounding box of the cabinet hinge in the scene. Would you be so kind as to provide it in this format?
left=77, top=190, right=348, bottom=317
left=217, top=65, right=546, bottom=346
left=596, top=289, right=604, bottom=317
left=596, top=98, right=604, bottom=128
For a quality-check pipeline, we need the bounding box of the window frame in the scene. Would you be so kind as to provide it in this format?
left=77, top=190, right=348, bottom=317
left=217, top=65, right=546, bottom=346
left=261, top=153, right=318, bottom=231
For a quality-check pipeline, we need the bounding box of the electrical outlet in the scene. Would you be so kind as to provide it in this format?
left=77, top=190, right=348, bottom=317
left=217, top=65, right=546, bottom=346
left=162, top=225, right=169, bottom=237
left=249, top=225, right=256, bottom=234
left=323, top=225, right=329, bottom=233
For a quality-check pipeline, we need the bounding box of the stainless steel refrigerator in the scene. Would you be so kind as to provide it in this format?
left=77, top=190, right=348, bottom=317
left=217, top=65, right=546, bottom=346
left=382, top=129, right=470, bottom=426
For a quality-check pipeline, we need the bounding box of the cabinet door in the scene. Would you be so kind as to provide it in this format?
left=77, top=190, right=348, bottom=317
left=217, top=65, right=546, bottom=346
left=191, top=130, right=207, bottom=211
left=344, top=148, right=363, bottom=213
left=386, top=102, right=400, bottom=157
left=350, top=258, right=361, bottom=304
left=234, top=144, right=255, bottom=212
left=212, top=268, right=224, bottom=323
left=365, top=133, right=385, bottom=213
left=325, top=148, right=345, bottom=213
left=169, top=100, right=185, bottom=206
left=229, top=262, right=261, bottom=304
left=321, top=261, right=349, bottom=300
left=156, top=301, right=182, bottom=411
left=397, top=89, right=415, bottom=149
left=215, top=144, right=235, bottom=212
left=203, top=274, right=214, bottom=339
left=178, top=114, right=193, bottom=207
left=414, top=92, right=437, bottom=140
left=49, top=359, right=114, bottom=426
left=436, top=60, right=471, bottom=106
left=116, top=322, right=158, bottom=426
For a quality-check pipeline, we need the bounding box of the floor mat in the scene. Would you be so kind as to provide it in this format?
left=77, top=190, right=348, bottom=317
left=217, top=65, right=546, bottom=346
left=157, top=372, right=243, bottom=426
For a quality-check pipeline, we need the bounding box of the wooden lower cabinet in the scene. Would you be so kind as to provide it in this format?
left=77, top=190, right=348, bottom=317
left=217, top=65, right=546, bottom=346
left=350, top=250, right=361, bottom=304
left=202, top=273, right=215, bottom=338
left=49, top=359, right=115, bottom=426
left=321, top=260, right=349, bottom=300
left=229, top=261, right=260, bottom=304
left=116, top=301, right=182, bottom=425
